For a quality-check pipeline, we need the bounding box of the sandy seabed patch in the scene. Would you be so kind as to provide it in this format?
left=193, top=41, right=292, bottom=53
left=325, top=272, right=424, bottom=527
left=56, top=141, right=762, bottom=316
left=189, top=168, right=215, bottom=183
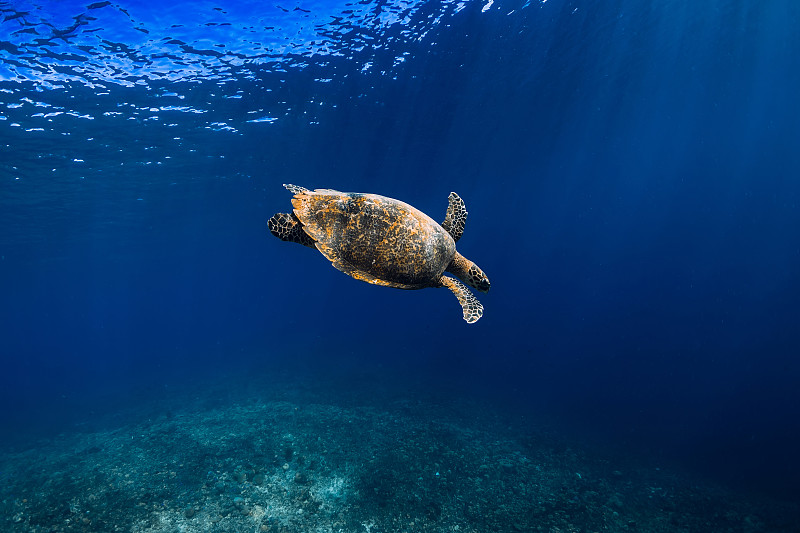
left=1, top=389, right=798, bottom=533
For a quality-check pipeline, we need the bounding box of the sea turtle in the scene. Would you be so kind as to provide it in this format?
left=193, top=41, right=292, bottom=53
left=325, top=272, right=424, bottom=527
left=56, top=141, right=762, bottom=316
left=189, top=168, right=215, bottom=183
left=268, top=184, right=490, bottom=323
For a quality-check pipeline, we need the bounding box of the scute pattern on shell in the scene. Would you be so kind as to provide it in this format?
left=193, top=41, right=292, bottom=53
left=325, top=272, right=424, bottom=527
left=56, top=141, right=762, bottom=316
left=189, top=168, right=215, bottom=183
left=291, top=189, right=457, bottom=289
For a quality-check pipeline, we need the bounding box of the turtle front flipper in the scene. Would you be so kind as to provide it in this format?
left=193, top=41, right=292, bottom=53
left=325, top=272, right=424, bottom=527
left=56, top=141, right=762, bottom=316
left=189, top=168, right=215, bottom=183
left=439, top=275, right=483, bottom=323
left=441, top=192, right=467, bottom=242
left=268, top=212, right=316, bottom=248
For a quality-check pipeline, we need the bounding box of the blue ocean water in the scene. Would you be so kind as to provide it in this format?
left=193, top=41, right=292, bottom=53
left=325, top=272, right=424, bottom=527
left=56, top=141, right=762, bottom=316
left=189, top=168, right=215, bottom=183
left=2, top=0, right=799, bottom=510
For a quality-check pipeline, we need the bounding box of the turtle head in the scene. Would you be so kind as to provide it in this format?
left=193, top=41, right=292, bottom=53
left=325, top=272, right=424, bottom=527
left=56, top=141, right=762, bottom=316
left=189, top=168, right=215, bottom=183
left=447, top=253, right=490, bottom=293
left=465, top=263, right=490, bottom=293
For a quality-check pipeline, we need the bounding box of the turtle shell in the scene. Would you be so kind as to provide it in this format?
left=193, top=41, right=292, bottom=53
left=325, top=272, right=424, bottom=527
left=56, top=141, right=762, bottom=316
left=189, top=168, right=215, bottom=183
left=291, top=189, right=456, bottom=289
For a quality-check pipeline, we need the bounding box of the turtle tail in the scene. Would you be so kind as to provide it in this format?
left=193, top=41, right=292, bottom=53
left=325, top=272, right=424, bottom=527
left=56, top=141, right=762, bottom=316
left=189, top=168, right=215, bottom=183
left=268, top=212, right=316, bottom=248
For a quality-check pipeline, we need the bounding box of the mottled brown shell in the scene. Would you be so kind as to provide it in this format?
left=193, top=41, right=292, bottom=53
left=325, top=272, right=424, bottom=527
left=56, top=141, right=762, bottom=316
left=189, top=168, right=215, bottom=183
left=291, top=189, right=456, bottom=289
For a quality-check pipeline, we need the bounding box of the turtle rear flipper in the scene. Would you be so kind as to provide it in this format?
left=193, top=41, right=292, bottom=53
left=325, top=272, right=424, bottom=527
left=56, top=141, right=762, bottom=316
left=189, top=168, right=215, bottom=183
left=283, top=183, right=310, bottom=194
left=268, top=212, right=316, bottom=248
left=442, top=192, right=467, bottom=242
left=440, top=276, right=483, bottom=323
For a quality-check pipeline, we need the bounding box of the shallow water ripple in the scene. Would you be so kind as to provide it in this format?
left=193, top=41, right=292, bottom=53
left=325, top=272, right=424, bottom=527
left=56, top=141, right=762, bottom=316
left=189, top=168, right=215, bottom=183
left=0, top=0, right=462, bottom=88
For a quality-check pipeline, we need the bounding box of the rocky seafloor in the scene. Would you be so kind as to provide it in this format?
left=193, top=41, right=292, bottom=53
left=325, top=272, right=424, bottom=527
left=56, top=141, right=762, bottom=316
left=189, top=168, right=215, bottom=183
left=1, top=375, right=798, bottom=533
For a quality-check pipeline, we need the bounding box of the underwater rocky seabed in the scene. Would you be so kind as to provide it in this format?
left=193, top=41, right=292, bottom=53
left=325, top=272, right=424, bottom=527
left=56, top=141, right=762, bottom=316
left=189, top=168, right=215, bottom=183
left=1, top=373, right=798, bottom=533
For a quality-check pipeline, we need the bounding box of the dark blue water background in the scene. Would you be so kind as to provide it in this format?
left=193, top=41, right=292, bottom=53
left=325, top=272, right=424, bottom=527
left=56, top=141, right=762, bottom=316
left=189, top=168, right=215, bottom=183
left=2, top=0, right=800, bottom=501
